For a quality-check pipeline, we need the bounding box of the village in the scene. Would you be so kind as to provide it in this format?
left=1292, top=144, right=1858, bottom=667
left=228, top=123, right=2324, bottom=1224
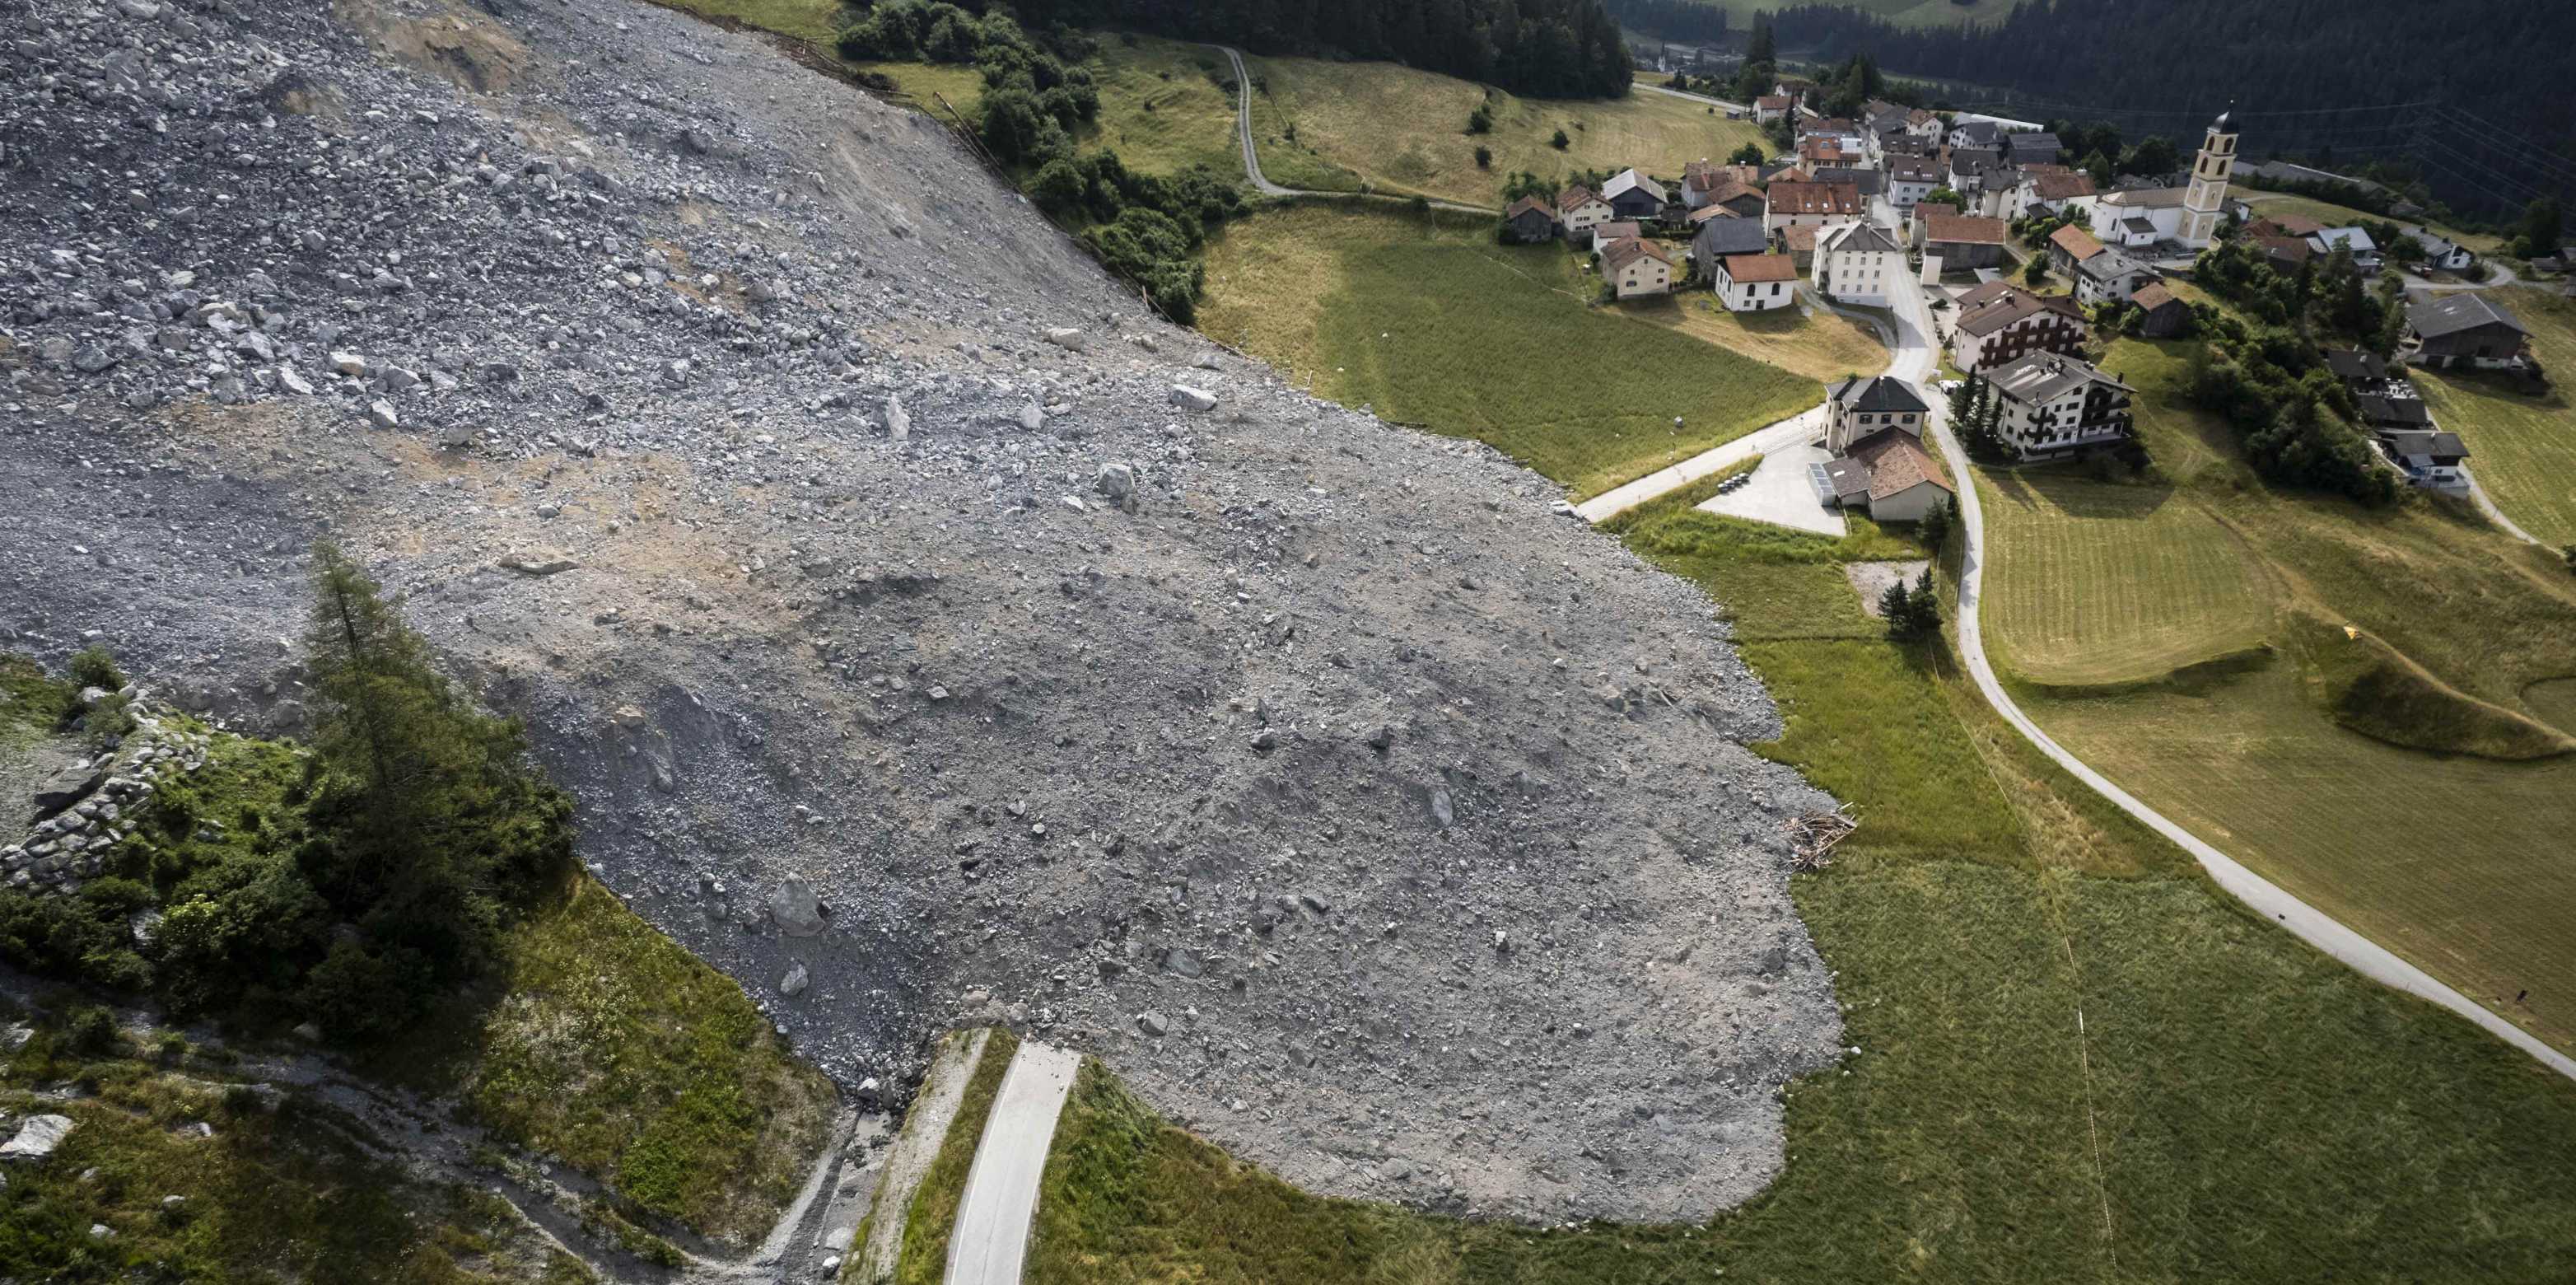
left=1500, top=80, right=2549, bottom=530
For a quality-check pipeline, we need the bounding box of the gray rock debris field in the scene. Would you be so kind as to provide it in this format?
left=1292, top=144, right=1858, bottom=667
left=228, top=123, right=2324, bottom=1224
left=0, top=0, right=1843, bottom=1224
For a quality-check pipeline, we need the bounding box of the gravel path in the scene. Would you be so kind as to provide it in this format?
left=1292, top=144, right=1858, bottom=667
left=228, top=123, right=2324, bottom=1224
left=946, top=1041, right=1084, bottom=1285
left=1216, top=44, right=1496, bottom=213
left=856, top=1030, right=993, bottom=1282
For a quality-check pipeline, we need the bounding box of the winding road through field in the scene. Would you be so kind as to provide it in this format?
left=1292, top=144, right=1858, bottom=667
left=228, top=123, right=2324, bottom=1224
left=1214, top=44, right=1495, bottom=213
left=1890, top=276, right=2576, bottom=1083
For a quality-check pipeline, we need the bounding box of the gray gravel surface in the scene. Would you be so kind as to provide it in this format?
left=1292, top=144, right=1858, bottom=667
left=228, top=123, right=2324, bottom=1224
left=0, top=0, right=1842, bottom=1225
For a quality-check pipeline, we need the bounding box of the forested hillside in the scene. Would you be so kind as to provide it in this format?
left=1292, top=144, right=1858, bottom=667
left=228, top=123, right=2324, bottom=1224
left=1003, top=0, right=1634, bottom=98
left=1767, top=0, right=2575, bottom=215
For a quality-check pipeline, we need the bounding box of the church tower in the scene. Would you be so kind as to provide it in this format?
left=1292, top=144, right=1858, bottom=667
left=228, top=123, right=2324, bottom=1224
left=2182, top=105, right=2237, bottom=249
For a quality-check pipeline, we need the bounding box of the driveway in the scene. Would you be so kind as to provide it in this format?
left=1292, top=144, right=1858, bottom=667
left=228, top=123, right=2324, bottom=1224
left=1893, top=274, right=2576, bottom=1084
left=1695, top=435, right=1845, bottom=535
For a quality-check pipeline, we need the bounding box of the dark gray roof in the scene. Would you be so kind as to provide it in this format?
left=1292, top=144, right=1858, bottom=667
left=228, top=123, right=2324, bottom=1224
left=2357, top=394, right=2432, bottom=426
left=2322, top=348, right=2388, bottom=381
left=1692, top=217, right=1770, bottom=257
left=1822, top=222, right=1903, bottom=255
left=2407, top=292, right=2528, bottom=339
left=2380, top=428, right=2468, bottom=460
left=1827, top=374, right=1930, bottom=414
left=2075, top=247, right=2153, bottom=283
left=1987, top=350, right=2133, bottom=404
left=2006, top=131, right=2063, bottom=160
left=1812, top=166, right=1886, bottom=197
left=1952, top=120, right=2000, bottom=146
left=2121, top=217, right=2158, bottom=235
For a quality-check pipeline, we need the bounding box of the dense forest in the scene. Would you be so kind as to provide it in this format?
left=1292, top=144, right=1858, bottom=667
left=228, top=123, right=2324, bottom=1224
left=1603, top=0, right=1730, bottom=45
left=1764, top=0, right=2576, bottom=215
left=998, top=0, right=1634, bottom=98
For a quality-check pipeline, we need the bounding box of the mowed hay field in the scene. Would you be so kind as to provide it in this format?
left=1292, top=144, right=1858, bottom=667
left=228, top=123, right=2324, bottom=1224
left=1982, top=333, right=2576, bottom=1054
left=1244, top=54, right=1769, bottom=207
left=2415, top=287, right=2576, bottom=546
left=1977, top=471, right=2272, bottom=685
left=1023, top=496, right=2576, bottom=1284
left=1636, top=292, right=1893, bottom=383
left=1196, top=203, right=1816, bottom=499
left=2236, top=191, right=2506, bottom=254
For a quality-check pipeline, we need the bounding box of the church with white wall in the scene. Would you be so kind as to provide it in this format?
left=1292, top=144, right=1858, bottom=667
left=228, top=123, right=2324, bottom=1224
left=2088, top=110, right=2236, bottom=251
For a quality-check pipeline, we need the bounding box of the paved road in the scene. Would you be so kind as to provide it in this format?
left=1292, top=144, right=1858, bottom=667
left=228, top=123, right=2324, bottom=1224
left=945, top=1040, right=1084, bottom=1285
left=2466, top=470, right=2544, bottom=545
left=1575, top=405, right=1827, bottom=523
left=1892, top=275, right=2576, bottom=1085
left=1215, top=45, right=1493, bottom=214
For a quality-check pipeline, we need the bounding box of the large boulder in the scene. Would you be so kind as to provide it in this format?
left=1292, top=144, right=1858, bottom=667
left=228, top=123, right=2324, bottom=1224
left=768, top=878, right=826, bottom=937
left=30, top=761, right=104, bottom=820
left=0, top=1114, right=74, bottom=1162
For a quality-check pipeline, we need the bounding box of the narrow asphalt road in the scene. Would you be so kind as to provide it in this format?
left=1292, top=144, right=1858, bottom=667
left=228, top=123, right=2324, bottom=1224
left=945, top=1040, right=1084, bottom=1285
left=1575, top=404, right=1826, bottom=523
left=2466, top=470, right=2544, bottom=544
left=1215, top=45, right=1493, bottom=213
left=1631, top=79, right=1750, bottom=114
left=1892, top=274, right=2576, bottom=1084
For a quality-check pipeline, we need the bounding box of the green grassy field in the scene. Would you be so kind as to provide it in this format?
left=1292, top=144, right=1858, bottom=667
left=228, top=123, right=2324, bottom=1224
left=2415, top=286, right=2576, bottom=546
left=1017, top=492, right=2576, bottom=1283
left=1197, top=203, right=1818, bottom=499
left=1972, top=330, right=2576, bottom=1054
left=1977, top=470, right=2273, bottom=685
left=2237, top=191, right=2505, bottom=254
left=1245, top=54, right=1769, bottom=207
left=1640, top=292, right=1894, bottom=382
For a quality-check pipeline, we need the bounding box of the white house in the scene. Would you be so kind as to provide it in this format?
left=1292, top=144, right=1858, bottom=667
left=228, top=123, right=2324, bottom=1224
left=2408, top=230, right=2477, bottom=273
left=1754, top=94, right=1794, bottom=124
left=1885, top=157, right=1942, bottom=211
left=1814, top=222, right=1902, bottom=306
left=1824, top=375, right=1929, bottom=452
left=1984, top=350, right=2135, bottom=459
left=2308, top=227, right=2384, bottom=273
left=1557, top=185, right=1614, bottom=236
left=1602, top=236, right=1676, bottom=298
left=2072, top=246, right=2160, bottom=305
left=1714, top=252, right=1799, bottom=311
left=2376, top=429, right=2471, bottom=491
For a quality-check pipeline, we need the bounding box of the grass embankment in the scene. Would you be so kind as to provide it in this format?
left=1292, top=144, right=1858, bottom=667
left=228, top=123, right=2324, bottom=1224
left=888, top=1025, right=1020, bottom=1284
left=0, top=1008, right=594, bottom=1283
left=1019, top=495, right=2576, bottom=1282
left=1197, top=203, right=1818, bottom=499
left=1247, top=54, right=1767, bottom=208
left=388, top=874, right=839, bottom=1250
left=1, top=654, right=837, bottom=1255
left=1972, top=328, right=2576, bottom=1053
left=2415, top=285, right=2576, bottom=545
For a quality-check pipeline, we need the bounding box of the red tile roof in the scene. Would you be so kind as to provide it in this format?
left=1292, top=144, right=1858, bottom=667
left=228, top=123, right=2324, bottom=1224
left=2048, top=223, right=2106, bottom=261
left=1721, top=253, right=1798, bottom=283
left=1602, top=237, right=1674, bottom=272
left=1766, top=181, right=1864, bottom=217
left=1925, top=213, right=2009, bottom=245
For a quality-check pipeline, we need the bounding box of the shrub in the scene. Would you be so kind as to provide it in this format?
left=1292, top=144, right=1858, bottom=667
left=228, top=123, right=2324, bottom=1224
left=1551, top=128, right=1570, bottom=150
left=1029, top=157, right=1086, bottom=215
left=1082, top=207, right=1206, bottom=324
left=68, top=646, right=125, bottom=693
left=64, top=1005, right=120, bottom=1057
left=1467, top=104, right=1493, bottom=134
left=1474, top=145, right=1492, bottom=169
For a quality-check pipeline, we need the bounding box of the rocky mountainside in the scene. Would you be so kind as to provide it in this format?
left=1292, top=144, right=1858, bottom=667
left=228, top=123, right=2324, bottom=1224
left=0, top=0, right=1842, bottom=1224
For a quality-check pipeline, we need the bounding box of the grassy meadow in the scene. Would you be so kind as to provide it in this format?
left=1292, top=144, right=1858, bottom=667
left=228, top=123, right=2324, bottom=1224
left=1977, top=471, right=2273, bottom=685
left=1245, top=54, right=1769, bottom=207
left=1016, top=492, right=2576, bottom=1283
left=889, top=1026, right=1020, bottom=1284
left=1640, top=292, right=1893, bottom=382
left=2414, top=286, right=2576, bottom=546
left=2236, top=191, right=2505, bottom=254
left=1197, top=203, right=1818, bottom=499
left=1968, top=329, right=2576, bottom=1054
